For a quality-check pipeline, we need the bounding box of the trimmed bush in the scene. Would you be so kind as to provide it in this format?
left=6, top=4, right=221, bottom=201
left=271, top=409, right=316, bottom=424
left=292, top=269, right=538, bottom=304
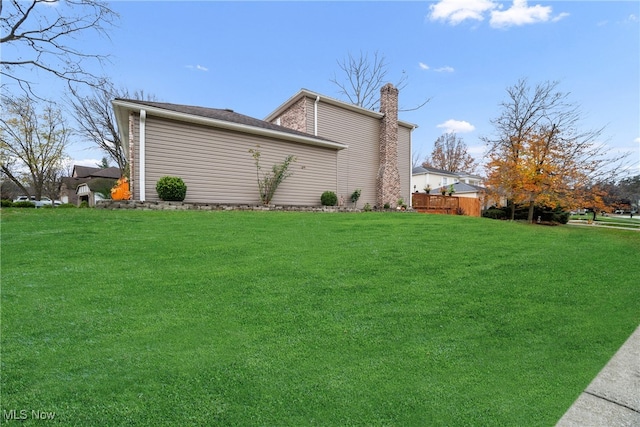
left=483, top=205, right=570, bottom=223
left=320, top=191, right=337, bottom=206
left=12, top=201, right=36, bottom=208
left=483, top=208, right=507, bottom=220
left=1, top=200, right=14, bottom=208
left=156, top=176, right=187, bottom=202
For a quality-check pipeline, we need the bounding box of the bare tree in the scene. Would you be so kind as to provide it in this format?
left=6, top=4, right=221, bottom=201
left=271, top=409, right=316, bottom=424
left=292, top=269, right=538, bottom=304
left=41, top=156, right=71, bottom=204
left=69, top=83, right=156, bottom=174
left=331, top=50, right=417, bottom=110
left=0, top=95, right=71, bottom=200
left=422, top=133, right=477, bottom=173
left=412, top=149, right=424, bottom=169
left=1, top=0, right=117, bottom=97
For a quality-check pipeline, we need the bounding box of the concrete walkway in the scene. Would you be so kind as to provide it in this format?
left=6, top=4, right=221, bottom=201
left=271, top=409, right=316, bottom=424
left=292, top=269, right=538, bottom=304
left=566, top=220, right=640, bottom=231
left=556, top=324, right=640, bottom=426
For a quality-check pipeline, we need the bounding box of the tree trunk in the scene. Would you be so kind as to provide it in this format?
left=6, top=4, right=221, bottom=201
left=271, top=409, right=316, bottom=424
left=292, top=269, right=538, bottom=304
left=510, top=202, right=515, bottom=221
left=527, top=200, right=535, bottom=223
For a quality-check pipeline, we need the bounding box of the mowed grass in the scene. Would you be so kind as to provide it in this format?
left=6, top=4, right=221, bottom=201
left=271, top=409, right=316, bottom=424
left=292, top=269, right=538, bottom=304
left=1, top=209, right=639, bottom=426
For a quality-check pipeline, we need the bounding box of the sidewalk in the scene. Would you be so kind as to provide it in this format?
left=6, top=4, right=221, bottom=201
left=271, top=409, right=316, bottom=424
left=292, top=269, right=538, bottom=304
left=556, top=324, right=640, bottom=426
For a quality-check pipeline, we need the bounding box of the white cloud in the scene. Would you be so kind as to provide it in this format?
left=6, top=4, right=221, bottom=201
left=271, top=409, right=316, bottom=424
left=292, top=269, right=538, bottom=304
left=434, top=66, right=455, bottom=73
left=490, top=0, right=552, bottom=28
left=186, top=64, right=209, bottom=72
left=419, top=63, right=454, bottom=72
left=429, top=0, right=497, bottom=25
left=429, top=0, right=567, bottom=28
left=437, top=119, right=476, bottom=134
left=634, top=137, right=640, bottom=144
left=552, top=12, right=570, bottom=23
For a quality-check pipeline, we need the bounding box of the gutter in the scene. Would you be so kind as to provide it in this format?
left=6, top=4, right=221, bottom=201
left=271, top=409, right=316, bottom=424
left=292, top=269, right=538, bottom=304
left=112, top=100, right=347, bottom=151
left=265, top=89, right=418, bottom=130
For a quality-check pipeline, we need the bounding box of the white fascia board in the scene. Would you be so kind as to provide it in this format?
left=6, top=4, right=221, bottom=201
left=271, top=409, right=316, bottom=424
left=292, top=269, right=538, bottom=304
left=112, top=100, right=132, bottom=156
left=265, top=89, right=418, bottom=130
left=112, top=99, right=347, bottom=151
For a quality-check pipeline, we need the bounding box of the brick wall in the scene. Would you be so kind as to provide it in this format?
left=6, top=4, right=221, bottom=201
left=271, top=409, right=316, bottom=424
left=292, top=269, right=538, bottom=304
left=377, top=83, right=401, bottom=207
left=273, top=98, right=307, bottom=132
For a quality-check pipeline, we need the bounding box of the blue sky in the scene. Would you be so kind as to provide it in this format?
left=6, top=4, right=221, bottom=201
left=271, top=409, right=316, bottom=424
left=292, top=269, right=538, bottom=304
left=13, top=1, right=640, bottom=176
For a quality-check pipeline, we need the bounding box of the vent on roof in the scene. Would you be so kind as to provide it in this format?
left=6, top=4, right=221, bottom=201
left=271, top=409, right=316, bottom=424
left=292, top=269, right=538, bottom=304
left=224, top=108, right=234, bottom=113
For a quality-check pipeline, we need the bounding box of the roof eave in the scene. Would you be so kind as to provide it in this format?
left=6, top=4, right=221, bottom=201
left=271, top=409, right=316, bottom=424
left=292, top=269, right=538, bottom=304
left=265, top=89, right=418, bottom=130
left=112, top=99, right=348, bottom=152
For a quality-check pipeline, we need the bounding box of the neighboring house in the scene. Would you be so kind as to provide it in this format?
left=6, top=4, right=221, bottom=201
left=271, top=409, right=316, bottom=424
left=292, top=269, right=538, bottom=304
left=60, top=166, right=121, bottom=205
left=76, top=178, right=118, bottom=207
left=411, top=165, right=484, bottom=194
left=412, top=166, right=489, bottom=211
left=112, top=83, right=415, bottom=208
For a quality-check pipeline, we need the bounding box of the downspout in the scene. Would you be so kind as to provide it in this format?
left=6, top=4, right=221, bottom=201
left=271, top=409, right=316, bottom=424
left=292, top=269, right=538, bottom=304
left=139, top=109, right=146, bottom=202
left=314, top=95, right=320, bottom=136
left=410, top=125, right=416, bottom=208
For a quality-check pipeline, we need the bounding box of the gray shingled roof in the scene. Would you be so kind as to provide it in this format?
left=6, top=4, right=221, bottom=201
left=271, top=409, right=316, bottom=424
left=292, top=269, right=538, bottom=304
left=73, top=166, right=121, bottom=179
left=115, top=99, right=340, bottom=144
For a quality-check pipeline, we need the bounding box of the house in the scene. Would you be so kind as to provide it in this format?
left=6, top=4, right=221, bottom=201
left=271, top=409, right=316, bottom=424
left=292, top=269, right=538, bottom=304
left=411, top=165, right=484, bottom=194
left=60, top=166, right=121, bottom=206
left=112, top=84, right=415, bottom=208
left=76, top=178, right=119, bottom=207
left=411, top=166, right=488, bottom=215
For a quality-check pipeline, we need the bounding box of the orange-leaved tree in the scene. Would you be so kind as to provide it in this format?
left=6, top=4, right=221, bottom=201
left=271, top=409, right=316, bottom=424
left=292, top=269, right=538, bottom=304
left=483, top=79, right=627, bottom=222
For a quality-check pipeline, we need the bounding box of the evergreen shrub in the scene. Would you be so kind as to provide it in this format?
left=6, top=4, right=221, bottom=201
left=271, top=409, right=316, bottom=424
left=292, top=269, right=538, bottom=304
left=483, top=208, right=507, bottom=220
left=320, top=191, right=337, bottom=206
left=156, top=176, right=187, bottom=201
left=13, top=201, right=35, bottom=208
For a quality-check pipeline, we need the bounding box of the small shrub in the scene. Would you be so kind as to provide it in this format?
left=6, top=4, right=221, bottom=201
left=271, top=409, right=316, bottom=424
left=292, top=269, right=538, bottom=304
left=483, top=208, right=507, bottom=220
left=249, top=146, right=296, bottom=205
left=383, top=203, right=390, bottom=209
left=156, top=176, right=187, bottom=201
left=79, top=201, right=89, bottom=208
left=1, top=199, right=13, bottom=208
left=321, top=191, right=337, bottom=206
left=13, top=201, right=35, bottom=208
left=363, top=203, right=372, bottom=212
left=350, top=189, right=361, bottom=207
left=456, top=207, right=465, bottom=215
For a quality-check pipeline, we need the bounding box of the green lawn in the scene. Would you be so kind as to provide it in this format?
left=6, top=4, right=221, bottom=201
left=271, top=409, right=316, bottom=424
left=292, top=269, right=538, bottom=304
left=2, top=209, right=639, bottom=426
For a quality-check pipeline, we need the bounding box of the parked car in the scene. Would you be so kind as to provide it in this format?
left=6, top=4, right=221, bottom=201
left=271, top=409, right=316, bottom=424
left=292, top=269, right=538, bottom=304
left=13, top=195, right=35, bottom=203
left=12, top=196, right=61, bottom=207
left=38, top=197, right=62, bottom=206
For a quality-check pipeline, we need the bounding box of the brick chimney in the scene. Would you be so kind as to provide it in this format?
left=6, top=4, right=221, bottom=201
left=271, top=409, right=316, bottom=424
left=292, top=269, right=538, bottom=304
left=377, top=83, right=401, bottom=208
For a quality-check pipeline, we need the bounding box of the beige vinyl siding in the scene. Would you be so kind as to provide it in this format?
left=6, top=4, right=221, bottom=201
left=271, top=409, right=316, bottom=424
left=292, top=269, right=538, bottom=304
left=398, top=125, right=412, bottom=203
left=314, top=102, right=380, bottom=207
left=140, top=116, right=337, bottom=205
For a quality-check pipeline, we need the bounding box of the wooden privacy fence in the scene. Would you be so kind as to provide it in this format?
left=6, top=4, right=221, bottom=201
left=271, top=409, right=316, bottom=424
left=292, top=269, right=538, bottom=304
left=411, top=193, right=481, bottom=217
